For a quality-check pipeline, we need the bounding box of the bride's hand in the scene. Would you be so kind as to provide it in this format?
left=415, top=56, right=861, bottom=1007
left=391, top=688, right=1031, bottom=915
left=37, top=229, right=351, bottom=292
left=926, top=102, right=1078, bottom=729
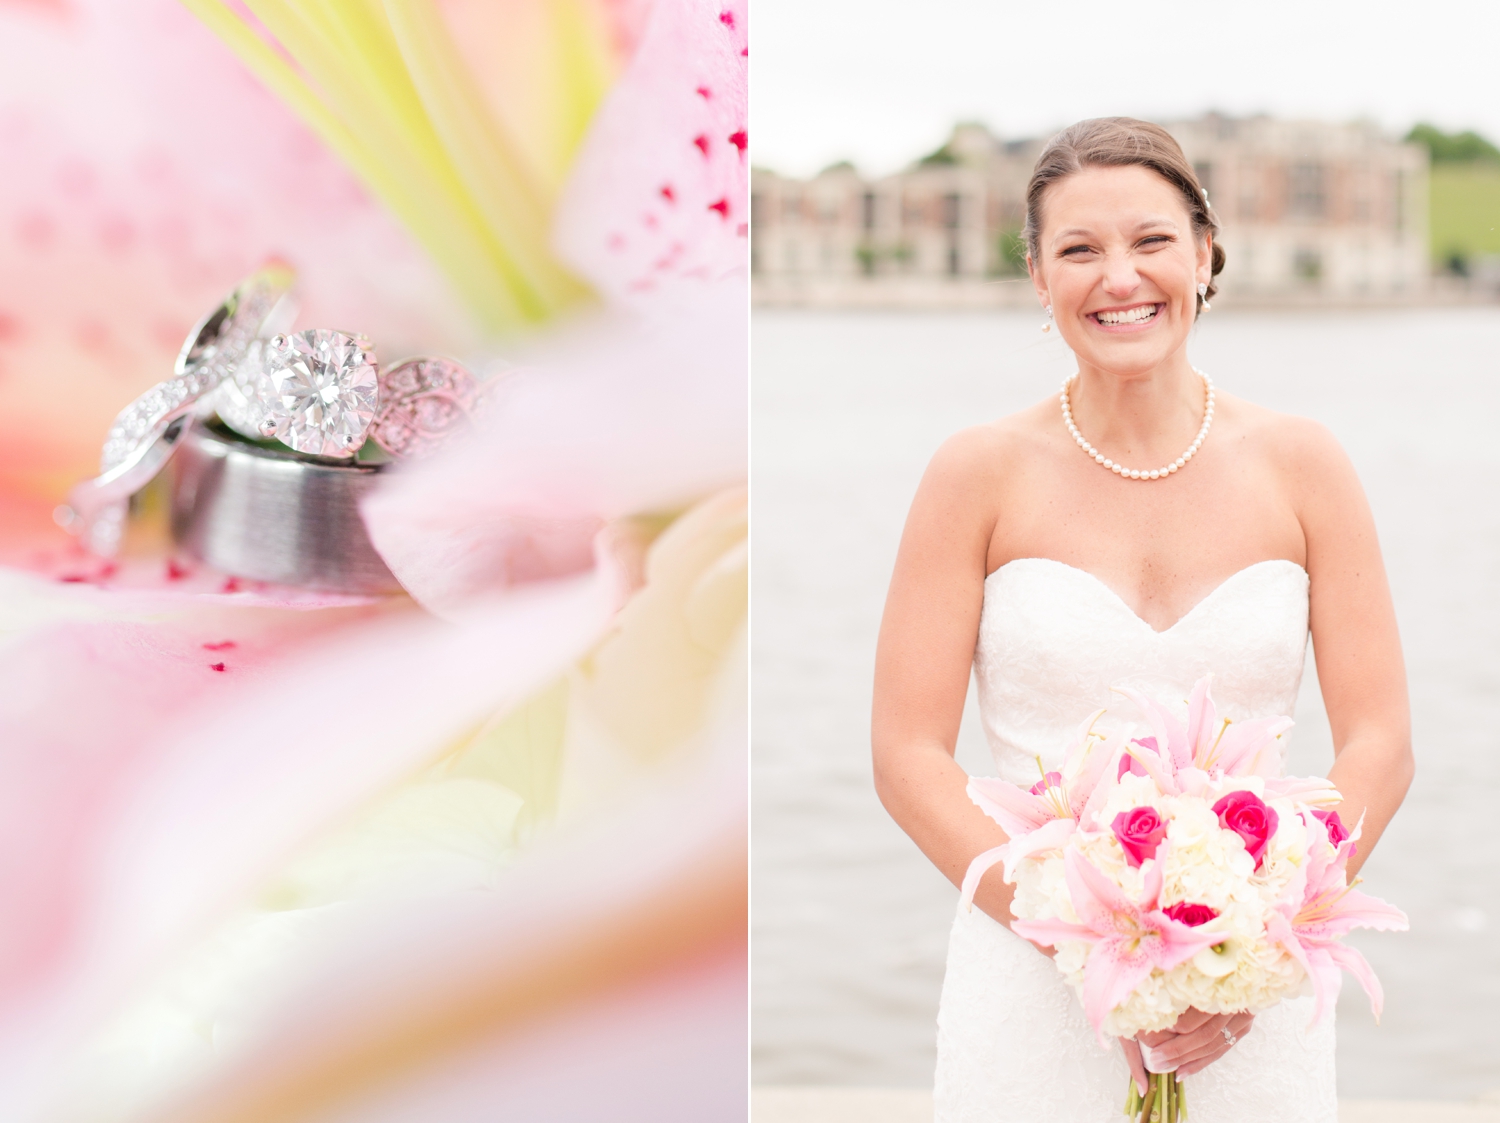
left=1137, top=1008, right=1255, bottom=1076
left=1119, top=1036, right=1149, bottom=1096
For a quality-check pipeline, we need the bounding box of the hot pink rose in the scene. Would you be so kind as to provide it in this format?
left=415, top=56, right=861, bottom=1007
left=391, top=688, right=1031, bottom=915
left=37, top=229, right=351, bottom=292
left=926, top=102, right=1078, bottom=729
left=1311, top=808, right=1350, bottom=847
left=1163, top=901, right=1219, bottom=927
left=1212, top=789, right=1279, bottom=869
left=1111, top=806, right=1167, bottom=867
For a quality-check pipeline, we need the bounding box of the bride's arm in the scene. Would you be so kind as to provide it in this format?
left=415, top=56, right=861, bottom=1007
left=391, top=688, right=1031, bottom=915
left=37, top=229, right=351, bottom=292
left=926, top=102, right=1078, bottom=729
left=871, top=430, right=1030, bottom=934
left=1289, top=421, right=1414, bottom=875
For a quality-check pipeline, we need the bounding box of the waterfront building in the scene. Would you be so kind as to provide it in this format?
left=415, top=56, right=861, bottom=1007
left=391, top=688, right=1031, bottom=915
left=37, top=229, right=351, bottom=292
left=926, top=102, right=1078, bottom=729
left=752, top=115, right=1429, bottom=307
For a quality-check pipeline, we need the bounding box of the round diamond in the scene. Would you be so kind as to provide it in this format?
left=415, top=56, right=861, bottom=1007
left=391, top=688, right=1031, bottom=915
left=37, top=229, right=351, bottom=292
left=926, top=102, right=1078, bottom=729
left=263, top=329, right=379, bottom=457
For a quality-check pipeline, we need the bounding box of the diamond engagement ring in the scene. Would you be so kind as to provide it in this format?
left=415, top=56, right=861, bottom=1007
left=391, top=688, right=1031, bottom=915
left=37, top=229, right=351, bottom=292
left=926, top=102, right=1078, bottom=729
left=62, top=261, right=489, bottom=588
left=1222, top=1027, right=1238, bottom=1047
left=57, top=262, right=297, bottom=555
left=210, top=328, right=483, bottom=461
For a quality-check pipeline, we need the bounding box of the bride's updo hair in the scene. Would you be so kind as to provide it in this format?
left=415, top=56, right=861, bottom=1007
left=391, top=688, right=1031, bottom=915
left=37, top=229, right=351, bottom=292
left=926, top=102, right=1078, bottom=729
left=1023, top=117, right=1224, bottom=314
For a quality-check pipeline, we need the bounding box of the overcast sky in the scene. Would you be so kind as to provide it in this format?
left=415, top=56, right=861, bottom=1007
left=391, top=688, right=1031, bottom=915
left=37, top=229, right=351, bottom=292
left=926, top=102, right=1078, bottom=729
left=752, top=0, right=1500, bottom=176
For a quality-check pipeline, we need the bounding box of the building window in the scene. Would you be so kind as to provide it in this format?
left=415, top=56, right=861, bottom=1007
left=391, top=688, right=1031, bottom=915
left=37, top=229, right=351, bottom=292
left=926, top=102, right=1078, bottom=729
left=1293, top=248, right=1322, bottom=282
left=862, top=192, right=877, bottom=230
left=1193, top=161, right=1214, bottom=202
left=1237, top=162, right=1259, bottom=222
left=1393, top=170, right=1406, bottom=234
left=948, top=241, right=961, bottom=275
left=943, top=193, right=961, bottom=229
left=1288, top=164, right=1325, bottom=219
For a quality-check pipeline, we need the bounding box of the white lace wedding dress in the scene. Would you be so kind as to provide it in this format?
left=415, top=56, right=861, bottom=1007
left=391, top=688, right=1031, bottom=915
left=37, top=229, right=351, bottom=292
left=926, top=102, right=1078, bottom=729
left=934, top=557, right=1338, bottom=1123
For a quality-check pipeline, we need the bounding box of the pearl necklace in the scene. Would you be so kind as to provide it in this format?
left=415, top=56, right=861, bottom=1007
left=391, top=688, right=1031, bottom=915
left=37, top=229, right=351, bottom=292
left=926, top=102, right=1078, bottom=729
left=1061, top=369, right=1215, bottom=480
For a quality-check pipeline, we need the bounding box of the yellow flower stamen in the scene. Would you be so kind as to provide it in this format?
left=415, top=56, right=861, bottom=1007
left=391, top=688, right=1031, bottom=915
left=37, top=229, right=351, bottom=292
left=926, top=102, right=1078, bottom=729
left=180, top=0, right=606, bottom=333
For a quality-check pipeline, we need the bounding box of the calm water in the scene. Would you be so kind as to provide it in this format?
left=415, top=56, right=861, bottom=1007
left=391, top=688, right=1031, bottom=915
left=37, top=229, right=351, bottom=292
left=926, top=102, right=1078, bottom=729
left=751, top=307, right=1500, bottom=1099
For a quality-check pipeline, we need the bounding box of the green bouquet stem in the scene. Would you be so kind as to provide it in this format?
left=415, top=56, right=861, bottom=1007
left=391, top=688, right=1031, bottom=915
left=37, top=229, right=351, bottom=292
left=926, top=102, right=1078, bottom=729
left=1125, top=1071, right=1186, bottom=1122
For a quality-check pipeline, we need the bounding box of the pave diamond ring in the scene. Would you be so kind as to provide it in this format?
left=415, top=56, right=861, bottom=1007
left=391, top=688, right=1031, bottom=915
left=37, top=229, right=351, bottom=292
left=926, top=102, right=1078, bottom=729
left=211, top=328, right=484, bottom=462
left=57, top=262, right=297, bottom=556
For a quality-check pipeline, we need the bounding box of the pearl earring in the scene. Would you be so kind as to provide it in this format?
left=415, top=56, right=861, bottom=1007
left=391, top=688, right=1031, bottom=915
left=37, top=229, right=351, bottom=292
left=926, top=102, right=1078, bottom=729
left=1042, top=306, right=1053, bottom=333
left=1197, top=282, right=1211, bottom=311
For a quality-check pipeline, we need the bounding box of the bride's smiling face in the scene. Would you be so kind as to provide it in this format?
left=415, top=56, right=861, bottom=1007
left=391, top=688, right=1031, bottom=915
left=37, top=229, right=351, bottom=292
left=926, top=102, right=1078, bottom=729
left=1029, top=164, right=1212, bottom=375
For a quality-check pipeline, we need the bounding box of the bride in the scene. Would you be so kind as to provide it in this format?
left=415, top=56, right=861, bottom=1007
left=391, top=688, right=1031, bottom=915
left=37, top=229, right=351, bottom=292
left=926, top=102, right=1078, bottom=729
left=871, top=117, right=1413, bottom=1122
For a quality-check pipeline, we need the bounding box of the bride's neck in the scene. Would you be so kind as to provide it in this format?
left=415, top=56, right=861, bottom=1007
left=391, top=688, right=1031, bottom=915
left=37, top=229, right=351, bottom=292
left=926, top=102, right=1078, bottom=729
left=1068, top=357, right=1205, bottom=454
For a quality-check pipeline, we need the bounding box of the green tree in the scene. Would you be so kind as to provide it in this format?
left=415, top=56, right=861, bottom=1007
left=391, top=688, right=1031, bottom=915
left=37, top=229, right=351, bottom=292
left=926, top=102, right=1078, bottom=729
left=1405, top=123, right=1500, bottom=164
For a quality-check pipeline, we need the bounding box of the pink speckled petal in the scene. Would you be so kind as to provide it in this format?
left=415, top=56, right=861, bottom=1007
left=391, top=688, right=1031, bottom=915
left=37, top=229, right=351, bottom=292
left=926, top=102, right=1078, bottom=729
left=81, top=662, right=745, bottom=1121
left=552, top=0, right=747, bottom=303
left=362, top=283, right=746, bottom=615
left=0, top=564, right=621, bottom=1109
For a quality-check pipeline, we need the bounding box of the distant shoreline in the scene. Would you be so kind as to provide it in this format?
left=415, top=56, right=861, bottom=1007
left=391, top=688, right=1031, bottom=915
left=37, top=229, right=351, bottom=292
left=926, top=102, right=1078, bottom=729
left=752, top=278, right=1500, bottom=312
left=751, top=1086, right=1500, bottom=1122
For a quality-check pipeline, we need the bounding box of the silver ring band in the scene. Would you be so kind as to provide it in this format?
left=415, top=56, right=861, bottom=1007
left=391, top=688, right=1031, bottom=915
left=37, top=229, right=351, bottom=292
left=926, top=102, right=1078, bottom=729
left=1221, top=1027, right=1238, bottom=1047
left=170, top=420, right=401, bottom=595
left=58, top=262, right=297, bottom=555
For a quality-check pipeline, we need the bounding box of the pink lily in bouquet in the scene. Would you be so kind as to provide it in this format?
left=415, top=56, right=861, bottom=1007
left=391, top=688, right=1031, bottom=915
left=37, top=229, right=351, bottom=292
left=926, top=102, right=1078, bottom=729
left=1267, top=812, right=1409, bottom=1027
left=1116, top=676, right=1293, bottom=791
left=1010, top=846, right=1222, bottom=1046
left=961, top=711, right=1126, bottom=896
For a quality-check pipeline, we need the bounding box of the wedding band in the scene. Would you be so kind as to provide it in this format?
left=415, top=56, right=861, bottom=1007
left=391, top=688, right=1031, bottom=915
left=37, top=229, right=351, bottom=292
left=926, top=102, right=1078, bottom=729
left=1222, top=1027, right=1238, bottom=1047
left=57, top=262, right=297, bottom=555
left=170, top=419, right=401, bottom=595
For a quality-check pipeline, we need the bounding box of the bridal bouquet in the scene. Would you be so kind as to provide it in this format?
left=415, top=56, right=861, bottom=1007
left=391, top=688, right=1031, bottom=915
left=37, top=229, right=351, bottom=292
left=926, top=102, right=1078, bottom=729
left=960, top=677, right=1406, bottom=1123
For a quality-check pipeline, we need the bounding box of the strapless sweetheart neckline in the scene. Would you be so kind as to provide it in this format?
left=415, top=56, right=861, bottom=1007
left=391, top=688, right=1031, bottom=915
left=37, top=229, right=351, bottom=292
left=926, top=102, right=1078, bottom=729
left=984, top=557, right=1308, bottom=636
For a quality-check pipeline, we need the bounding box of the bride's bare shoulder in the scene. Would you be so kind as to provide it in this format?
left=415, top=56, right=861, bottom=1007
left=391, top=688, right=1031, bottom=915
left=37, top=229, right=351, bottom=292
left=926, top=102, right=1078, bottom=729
left=922, top=398, right=1058, bottom=493
left=1226, top=392, right=1361, bottom=488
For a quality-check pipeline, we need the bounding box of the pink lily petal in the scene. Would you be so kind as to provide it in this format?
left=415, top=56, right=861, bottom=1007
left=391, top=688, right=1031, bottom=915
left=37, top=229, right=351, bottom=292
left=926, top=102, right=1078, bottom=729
left=1114, top=686, right=1191, bottom=771
left=362, top=286, right=747, bottom=615
left=1064, top=848, right=1137, bottom=928
left=1325, top=942, right=1385, bottom=1023
left=1297, top=887, right=1409, bottom=942
left=0, top=561, right=624, bottom=1112
left=1062, top=848, right=1219, bottom=1041
left=1266, top=911, right=1334, bottom=1027
left=1183, top=674, right=1216, bottom=764
left=1066, top=723, right=1121, bottom=811
left=276, top=945, right=747, bottom=1123
left=1081, top=935, right=1162, bottom=1040
left=74, top=657, right=747, bottom=1123
left=552, top=0, right=748, bottom=304
left=1265, top=775, right=1341, bottom=804
left=1211, top=715, right=1294, bottom=777
left=1011, top=916, right=1098, bottom=947
left=1120, top=739, right=1180, bottom=797
left=1083, top=760, right=1123, bottom=831
left=966, top=776, right=1053, bottom=837
left=958, top=844, right=1012, bottom=911
left=999, top=817, right=1077, bottom=883
left=1138, top=843, right=1166, bottom=911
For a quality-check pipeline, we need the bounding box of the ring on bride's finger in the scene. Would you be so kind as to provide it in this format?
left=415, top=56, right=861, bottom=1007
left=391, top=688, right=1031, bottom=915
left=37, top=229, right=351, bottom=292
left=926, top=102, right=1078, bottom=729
left=210, top=328, right=484, bottom=461
left=56, top=262, right=297, bottom=556
left=1221, top=1027, right=1238, bottom=1047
